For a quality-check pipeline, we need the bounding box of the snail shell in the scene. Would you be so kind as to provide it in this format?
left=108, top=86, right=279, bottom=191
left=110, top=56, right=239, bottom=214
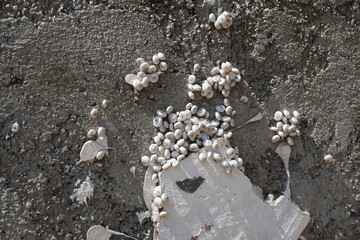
left=189, top=143, right=199, bottom=152
left=96, top=150, right=106, bottom=160
left=274, top=111, right=283, bottom=121
left=11, top=122, right=20, bottom=133
left=293, top=110, right=301, bottom=120
left=141, top=156, right=150, bottom=166
left=272, top=135, right=281, bottom=143
left=90, top=108, right=99, bottom=119
left=87, top=129, right=97, bottom=138
left=154, top=197, right=163, bottom=208
left=153, top=116, right=163, bottom=128
left=157, top=52, right=166, bottom=61
left=283, top=110, right=291, bottom=119
left=97, top=127, right=106, bottom=137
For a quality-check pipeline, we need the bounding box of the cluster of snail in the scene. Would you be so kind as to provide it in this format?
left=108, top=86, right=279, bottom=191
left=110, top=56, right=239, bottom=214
left=125, top=52, right=168, bottom=91
left=270, top=110, right=301, bottom=146
left=142, top=100, right=244, bottom=220
left=187, top=61, right=241, bottom=99
left=209, top=11, right=233, bottom=29
left=150, top=185, right=169, bottom=221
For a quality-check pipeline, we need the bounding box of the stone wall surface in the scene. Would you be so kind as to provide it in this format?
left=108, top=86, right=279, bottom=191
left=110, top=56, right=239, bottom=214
left=0, top=1, right=359, bottom=239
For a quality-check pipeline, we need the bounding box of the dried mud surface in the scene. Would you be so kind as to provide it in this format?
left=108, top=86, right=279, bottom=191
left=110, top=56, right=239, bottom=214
left=0, top=1, right=359, bottom=239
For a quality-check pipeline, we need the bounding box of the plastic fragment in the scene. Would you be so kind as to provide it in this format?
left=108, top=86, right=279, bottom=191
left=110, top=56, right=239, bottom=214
left=87, top=225, right=137, bottom=240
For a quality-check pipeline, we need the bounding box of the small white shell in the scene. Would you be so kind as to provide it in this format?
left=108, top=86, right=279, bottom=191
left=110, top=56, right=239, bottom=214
left=151, top=173, right=158, bottom=183
left=289, top=131, right=298, bottom=137
left=272, top=135, right=281, bottom=143
left=229, top=160, right=238, bottom=168
left=223, top=11, right=231, bottom=20
left=159, top=211, right=168, bottom=218
left=276, top=121, right=284, bottom=130
left=213, top=152, right=222, bottom=161
left=153, top=116, right=163, bottom=128
left=166, top=106, right=173, bottom=114
left=289, top=125, right=296, bottom=132
left=193, top=63, right=200, bottom=72
left=190, top=105, right=198, bottom=115
left=293, top=110, right=301, bottom=119
left=152, top=54, right=160, bottom=64
left=95, top=150, right=106, bottom=160
left=163, top=139, right=172, bottom=149
left=188, top=91, right=195, bottom=100
left=215, top=105, right=225, bottom=113
left=87, top=129, right=97, bottom=138
left=102, top=99, right=110, bottom=109
left=172, top=160, right=179, bottom=167
left=142, top=77, right=150, bottom=88
left=162, top=162, right=171, bottom=170
left=187, top=75, right=196, bottom=85
left=283, top=110, right=291, bottom=119
left=225, top=106, right=233, bottom=115
left=209, top=13, right=216, bottom=22
left=287, top=137, right=294, bottom=146
left=159, top=62, right=168, bottom=71
left=283, top=124, right=290, bottom=133
left=240, top=96, right=248, bottom=103
left=226, top=148, right=236, bottom=158
left=148, top=65, right=157, bottom=73
left=214, top=20, right=222, bottom=29
left=222, top=116, right=232, bottom=122
left=97, top=127, right=106, bottom=137
left=278, top=131, right=286, bottom=138
left=189, top=143, right=199, bottom=152
left=149, top=144, right=158, bottom=153
left=136, top=58, right=145, bottom=65
left=11, top=122, right=20, bottom=133
left=153, top=186, right=162, bottom=198
left=217, top=14, right=226, bottom=24
left=274, top=111, right=283, bottom=121
left=193, top=84, right=202, bottom=91
left=211, top=67, right=220, bottom=75
left=177, top=155, right=185, bottom=161
left=152, top=164, right=162, bottom=172
left=149, top=73, right=159, bottom=83
left=157, top=52, right=166, bottom=61
left=290, top=117, right=299, bottom=125
left=90, top=108, right=99, bottom=119
left=221, top=160, right=230, bottom=168
left=197, top=108, right=207, bottom=117
left=156, top=110, right=167, bottom=118
left=139, top=62, right=149, bottom=72
left=161, top=193, right=168, bottom=202
left=141, top=156, right=150, bottom=166
left=154, top=197, right=163, bottom=208
left=324, top=154, right=335, bottom=164
left=270, top=126, right=278, bottom=132
left=133, top=79, right=143, bottom=91
left=150, top=155, right=158, bottom=164
left=199, top=152, right=207, bottom=161
left=158, top=157, right=166, bottom=164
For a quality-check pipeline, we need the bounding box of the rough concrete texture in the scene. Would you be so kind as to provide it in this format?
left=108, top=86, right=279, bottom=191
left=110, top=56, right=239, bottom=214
left=0, top=0, right=359, bottom=240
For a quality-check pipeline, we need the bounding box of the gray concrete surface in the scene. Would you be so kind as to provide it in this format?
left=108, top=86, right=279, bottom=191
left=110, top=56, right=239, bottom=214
left=0, top=1, right=359, bottom=239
